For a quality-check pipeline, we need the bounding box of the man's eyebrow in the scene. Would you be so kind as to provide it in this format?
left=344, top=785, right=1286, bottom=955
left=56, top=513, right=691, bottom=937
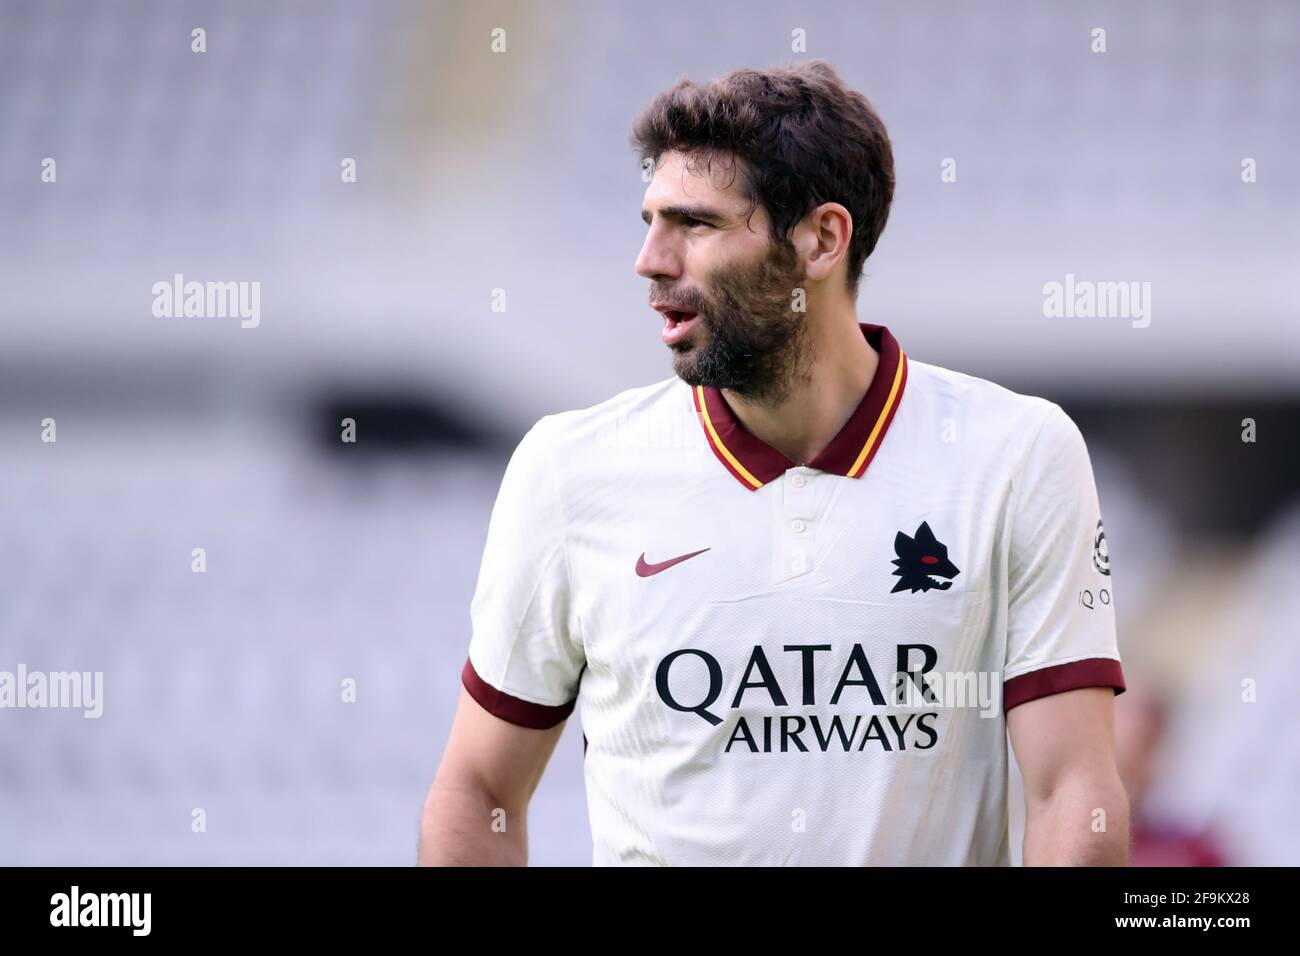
left=641, top=204, right=726, bottom=225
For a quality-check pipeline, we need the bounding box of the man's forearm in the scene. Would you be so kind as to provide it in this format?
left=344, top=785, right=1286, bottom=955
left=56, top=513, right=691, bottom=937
left=1023, top=777, right=1130, bottom=866
left=418, top=778, right=528, bottom=866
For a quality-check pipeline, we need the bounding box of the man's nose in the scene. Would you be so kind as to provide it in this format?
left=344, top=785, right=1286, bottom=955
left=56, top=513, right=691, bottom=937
left=635, top=227, right=682, bottom=282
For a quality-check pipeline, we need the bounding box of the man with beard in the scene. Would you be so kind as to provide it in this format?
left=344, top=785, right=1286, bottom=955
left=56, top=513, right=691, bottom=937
left=419, top=61, right=1128, bottom=867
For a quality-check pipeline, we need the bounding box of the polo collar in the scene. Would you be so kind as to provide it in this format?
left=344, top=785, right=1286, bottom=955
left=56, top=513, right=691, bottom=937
left=691, top=322, right=908, bottom=490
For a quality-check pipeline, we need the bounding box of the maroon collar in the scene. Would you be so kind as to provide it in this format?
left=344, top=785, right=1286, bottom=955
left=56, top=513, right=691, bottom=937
left=691, top=323, right=909, bottom=490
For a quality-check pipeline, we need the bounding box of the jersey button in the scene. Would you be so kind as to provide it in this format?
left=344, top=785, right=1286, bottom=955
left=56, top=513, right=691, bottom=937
left=791, top=474, right=806, bottom=488
left=791, top=519, right=807, bottom=534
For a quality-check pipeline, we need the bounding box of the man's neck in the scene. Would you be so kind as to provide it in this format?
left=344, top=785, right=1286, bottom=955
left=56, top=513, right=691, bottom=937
left=722, top=308, right=878, bottom=466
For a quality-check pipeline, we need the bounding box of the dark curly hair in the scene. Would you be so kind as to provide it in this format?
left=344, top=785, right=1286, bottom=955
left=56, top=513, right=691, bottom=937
left=631, top=60, right=895, bottom=300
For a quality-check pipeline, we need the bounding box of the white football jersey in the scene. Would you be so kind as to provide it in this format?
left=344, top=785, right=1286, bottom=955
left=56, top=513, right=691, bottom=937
left=462, top=323, right=1124, bottom=865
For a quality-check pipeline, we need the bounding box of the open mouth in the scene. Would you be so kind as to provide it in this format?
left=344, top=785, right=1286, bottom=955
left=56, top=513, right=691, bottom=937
left=660, top=309, right=700, bottom=347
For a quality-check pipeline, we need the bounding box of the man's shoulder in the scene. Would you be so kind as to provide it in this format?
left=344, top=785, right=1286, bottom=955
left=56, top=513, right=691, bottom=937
left=528, top=375, right=691, bottom=451
left=904, top=357, right=1063, bottom=437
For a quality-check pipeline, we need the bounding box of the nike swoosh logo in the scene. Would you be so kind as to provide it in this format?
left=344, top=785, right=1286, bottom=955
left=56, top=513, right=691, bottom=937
left=636, top=548, right=711, bottom=577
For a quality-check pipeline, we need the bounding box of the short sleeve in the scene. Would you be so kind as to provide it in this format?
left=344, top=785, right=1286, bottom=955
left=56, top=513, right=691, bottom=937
left=1003, top=403, right=1125, bottom=712
left=462, top=416, right=585, bottom=729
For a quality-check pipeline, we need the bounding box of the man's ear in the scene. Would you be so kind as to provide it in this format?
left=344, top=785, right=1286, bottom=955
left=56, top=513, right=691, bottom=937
left=800, top=202, right=852, bottom=283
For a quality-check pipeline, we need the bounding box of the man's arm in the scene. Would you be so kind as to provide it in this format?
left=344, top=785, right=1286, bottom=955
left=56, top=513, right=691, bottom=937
left=418, top=687, right=566, bottom=866
left=1008, top=686, right=1130, bottom=866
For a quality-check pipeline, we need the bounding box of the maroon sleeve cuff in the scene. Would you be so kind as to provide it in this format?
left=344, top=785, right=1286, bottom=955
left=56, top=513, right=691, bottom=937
left=1003, top=657, right=1126, bottom=713
left=461, top=657, right=576, bottom=730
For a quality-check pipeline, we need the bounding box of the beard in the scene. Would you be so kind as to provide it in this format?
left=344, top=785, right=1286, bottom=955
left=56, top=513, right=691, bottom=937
left=658, top=239, right=814, bottom=405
